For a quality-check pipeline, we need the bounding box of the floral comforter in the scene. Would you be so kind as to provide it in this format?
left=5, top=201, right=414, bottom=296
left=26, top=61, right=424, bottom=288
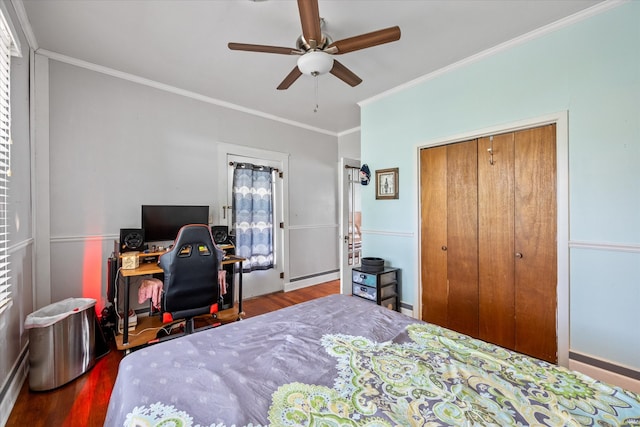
left=104, top=294, right=640, bottom=426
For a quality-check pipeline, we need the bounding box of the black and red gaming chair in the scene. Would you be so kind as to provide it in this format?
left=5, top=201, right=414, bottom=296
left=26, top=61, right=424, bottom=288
left=158, top=224, right=220, bottom=335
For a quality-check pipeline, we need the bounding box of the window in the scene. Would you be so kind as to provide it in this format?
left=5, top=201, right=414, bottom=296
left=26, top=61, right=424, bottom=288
left=0, top=11, right=12, bottom=314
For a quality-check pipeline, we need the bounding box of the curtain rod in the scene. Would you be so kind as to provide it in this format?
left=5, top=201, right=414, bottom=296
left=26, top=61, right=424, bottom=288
left=229, top=161, right=279, bottom=173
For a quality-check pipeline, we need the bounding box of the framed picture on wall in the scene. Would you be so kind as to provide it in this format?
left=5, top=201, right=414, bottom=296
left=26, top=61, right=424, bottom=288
left=375, top=168, right=399, bottom=200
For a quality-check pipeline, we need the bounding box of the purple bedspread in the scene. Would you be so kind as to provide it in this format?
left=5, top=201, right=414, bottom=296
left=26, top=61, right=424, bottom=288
left=105, top=295, right=413, bottom=426
left=104, top=294, right=640, bottom=426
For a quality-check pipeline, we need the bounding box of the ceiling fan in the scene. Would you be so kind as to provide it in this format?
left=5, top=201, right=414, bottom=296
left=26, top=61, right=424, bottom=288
left=228, top=0, right=401, bottom=90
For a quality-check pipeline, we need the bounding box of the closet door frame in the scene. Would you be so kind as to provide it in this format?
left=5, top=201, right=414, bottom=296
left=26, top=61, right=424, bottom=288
left=416, top=111, right=569, bottom=367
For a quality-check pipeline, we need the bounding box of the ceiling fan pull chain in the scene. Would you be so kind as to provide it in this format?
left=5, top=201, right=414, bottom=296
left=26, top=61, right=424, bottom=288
left=314, top=76, right=319, bottom=113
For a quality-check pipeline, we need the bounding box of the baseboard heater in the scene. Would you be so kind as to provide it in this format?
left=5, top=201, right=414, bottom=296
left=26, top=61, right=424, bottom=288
left=289, top=269, right=339, bottom=282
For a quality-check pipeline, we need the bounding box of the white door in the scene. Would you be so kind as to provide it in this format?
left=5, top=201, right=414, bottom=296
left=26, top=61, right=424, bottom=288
left=220, top=150, right=287, bottom=299
left=339, top=158, right=362, bottom=294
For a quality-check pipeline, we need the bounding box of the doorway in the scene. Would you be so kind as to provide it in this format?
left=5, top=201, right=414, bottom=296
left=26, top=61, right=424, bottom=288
left=217, top=145, right=288, bottom=298
left=339, top=158, right=362, bottom=294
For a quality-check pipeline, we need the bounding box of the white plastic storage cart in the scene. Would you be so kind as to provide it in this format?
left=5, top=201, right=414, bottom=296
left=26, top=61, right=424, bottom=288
left=351, top=267, right=400, bottom=311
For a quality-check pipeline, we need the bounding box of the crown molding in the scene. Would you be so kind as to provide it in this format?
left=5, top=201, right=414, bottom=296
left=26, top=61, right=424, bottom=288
left=359, top=0, right=628, bottom=108
left=12, top=0, right=339, bottom=136
left=10, top=0, right=37, bottom=51
left=37, top=48, right=339, bottom=138
left=337, top=126, right=360, bottom=138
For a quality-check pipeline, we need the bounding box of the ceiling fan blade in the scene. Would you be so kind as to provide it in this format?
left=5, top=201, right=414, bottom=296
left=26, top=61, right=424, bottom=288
left=228, top=42, right=302, bottom=55
left=325, top=26, right=401, bottom=55
left=330, top=60, right=362, bottom=87
left=277, top=67, right=303, bottom=90
left=297, top=0, right=322, bottom=49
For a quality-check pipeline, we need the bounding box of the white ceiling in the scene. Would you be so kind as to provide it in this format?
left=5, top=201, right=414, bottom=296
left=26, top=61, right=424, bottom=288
left=20, top=0, right=603, bottom=135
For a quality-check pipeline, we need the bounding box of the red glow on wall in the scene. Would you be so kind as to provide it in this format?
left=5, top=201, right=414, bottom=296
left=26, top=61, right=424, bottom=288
left=82, top=239, right=104, bottom=313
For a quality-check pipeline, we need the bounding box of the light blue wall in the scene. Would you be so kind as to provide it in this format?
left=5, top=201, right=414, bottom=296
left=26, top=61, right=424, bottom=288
left=361, top=3, right=639, bottom=369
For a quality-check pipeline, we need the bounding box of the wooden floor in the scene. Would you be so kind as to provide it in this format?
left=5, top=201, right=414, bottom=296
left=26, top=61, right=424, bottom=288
left=6, top=280, right=339, bottom=427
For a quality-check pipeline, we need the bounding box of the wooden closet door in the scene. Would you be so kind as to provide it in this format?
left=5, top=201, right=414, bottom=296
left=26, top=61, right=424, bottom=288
left=446, top=141, right=479, bottom=337
left=420, top=141, right=478, bottom=337
left=478, top=133, right=515, bottom=349
left=514, top=124, right=557, bottom=363
left=421, top=125, right=557, bottom=363
left=420, top=146, right=448, bottom=325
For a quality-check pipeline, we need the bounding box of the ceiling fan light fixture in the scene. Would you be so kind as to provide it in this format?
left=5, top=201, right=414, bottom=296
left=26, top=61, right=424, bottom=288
left=297, top=51, right=333, bottom=76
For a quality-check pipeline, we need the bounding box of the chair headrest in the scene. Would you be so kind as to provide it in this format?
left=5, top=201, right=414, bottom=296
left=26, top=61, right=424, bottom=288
left=172, top=224, right=213, bottom=244
left=158, top=224, right=217, bottom=268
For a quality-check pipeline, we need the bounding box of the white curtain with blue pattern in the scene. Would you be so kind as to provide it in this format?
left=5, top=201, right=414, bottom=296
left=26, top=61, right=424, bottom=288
left=232, top=163, right=274, bottom=272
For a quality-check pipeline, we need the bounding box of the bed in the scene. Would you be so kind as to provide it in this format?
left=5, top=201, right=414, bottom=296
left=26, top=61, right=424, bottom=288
left=105, top=294, right=640, bottom=426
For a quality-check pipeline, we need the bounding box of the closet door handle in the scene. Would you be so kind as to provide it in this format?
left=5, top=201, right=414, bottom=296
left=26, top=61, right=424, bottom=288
left=441, top=246, right=447, bottom=251
left=515, top=252, right=523, bottom=259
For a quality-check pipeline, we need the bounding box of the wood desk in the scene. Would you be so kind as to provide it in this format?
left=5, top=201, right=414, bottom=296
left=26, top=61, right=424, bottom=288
left=116, top=254, right=246, bottom=350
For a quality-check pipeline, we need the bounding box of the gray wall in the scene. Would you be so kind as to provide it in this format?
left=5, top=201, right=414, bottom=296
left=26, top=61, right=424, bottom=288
left=38, top=57, right=340, bottom=313
left=0, top=0, right=34, bottom=423
left=338, top=130, right=360, bottom=160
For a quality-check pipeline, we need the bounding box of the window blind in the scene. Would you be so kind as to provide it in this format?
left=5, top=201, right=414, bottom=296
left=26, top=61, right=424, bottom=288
left=0, top=14, right=11, bottom=315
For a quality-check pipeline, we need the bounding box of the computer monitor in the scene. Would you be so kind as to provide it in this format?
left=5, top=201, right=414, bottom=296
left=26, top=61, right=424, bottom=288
left=141, top=205, right=209, bottom=242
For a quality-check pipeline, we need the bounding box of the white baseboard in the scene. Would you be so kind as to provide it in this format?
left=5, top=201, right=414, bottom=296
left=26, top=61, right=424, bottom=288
left=0, top=347, right=29, bottom=427
left=569, top=359, right=640, bottom=393
left=400, top=307, right=414, bottom=317
left=284, top=271, right=339, bottom=292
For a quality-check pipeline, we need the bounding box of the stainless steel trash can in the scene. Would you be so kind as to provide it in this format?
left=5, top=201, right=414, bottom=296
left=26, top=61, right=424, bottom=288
left=25, top=298, right=97, bottom=391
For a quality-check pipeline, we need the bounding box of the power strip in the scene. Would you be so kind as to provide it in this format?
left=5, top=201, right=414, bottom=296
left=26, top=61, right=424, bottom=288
left=117, top=310, right=138, bottom=333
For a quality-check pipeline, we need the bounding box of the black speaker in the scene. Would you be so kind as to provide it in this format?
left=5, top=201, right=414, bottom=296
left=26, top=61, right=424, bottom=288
left=120, top=228, right=145, bottom=252
left=211, top=225, right=229, bottom=244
